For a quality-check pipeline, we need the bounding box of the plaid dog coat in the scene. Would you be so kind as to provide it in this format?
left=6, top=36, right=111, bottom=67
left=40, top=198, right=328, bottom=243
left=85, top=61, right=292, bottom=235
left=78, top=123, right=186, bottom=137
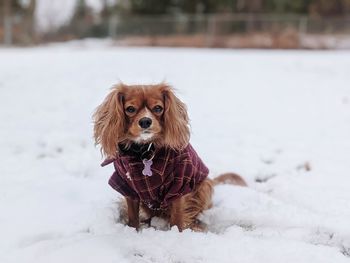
left=101, top=143, right=209, bottom=209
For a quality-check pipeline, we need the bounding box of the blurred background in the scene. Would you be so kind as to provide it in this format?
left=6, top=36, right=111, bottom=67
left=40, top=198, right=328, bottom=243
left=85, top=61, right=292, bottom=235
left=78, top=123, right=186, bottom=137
left=1, top=0, right=350, bottom=49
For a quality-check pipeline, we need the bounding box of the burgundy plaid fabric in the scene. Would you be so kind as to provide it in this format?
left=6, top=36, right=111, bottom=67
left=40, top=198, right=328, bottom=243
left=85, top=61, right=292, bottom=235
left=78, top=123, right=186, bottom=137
left=101, top=144, right=209, bottom=209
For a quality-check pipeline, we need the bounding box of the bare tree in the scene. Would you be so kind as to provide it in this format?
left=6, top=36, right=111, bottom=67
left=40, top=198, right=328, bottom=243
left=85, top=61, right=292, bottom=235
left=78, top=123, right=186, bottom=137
left=3, top=0, right=12, bottom=45
left=23, top=0, right=36, bottom=43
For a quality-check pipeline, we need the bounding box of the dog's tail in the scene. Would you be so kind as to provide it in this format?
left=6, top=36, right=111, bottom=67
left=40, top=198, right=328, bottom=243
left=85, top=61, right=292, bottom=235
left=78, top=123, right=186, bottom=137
left=212, top=173, right=247, bottom=187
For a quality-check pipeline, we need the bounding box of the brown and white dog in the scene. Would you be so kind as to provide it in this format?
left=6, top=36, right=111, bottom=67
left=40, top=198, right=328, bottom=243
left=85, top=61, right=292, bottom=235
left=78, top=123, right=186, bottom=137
left=93, top=83, right=246, bottom=231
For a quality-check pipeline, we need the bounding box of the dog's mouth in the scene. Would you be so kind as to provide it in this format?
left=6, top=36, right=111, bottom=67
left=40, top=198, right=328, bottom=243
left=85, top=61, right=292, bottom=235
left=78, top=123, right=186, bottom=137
left=134, top=130, right=154, bottom=142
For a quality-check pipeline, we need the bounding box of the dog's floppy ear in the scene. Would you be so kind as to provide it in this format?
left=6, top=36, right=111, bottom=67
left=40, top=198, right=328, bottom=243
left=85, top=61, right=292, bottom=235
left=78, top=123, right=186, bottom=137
left=161, top=84, right=190, bottom=150
left=93, top=84, right=126, bottom=158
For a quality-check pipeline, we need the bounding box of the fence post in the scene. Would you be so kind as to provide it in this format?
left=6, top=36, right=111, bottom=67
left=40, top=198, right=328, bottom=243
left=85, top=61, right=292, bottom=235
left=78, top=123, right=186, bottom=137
left=299, top=16, right=308, bottom=35
left=206, top=14, right=216, bottom=47
left=108, top=15, right=118, bottom=39
left=3, top=0, right=13, bottom=45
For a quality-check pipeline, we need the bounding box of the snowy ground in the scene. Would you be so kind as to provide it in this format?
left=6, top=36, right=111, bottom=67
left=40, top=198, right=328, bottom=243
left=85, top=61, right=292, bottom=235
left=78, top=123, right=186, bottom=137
left=1, top=41, right=350, bottom=263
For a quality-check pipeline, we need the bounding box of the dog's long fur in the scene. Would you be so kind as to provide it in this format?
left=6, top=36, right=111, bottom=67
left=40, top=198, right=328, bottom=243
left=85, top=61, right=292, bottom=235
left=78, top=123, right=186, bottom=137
left=93, top=83, right=190, bottom=158
left=93, top=83, right=246, bottom=231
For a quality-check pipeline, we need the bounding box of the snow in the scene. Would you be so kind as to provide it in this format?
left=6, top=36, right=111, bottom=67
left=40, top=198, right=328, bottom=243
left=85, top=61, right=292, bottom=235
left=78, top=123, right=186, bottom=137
left=1, top=40, right=350, bottom=262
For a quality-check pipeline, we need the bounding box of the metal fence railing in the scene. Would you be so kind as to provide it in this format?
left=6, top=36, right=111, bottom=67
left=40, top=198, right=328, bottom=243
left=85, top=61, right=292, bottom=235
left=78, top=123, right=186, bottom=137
left=1, top=13, right=350, bottom=48
left=109, top=14, right=350, bottom=37
left=1, top=14, right=35, bottom=45
left=107, top=14, right=350, bottom=49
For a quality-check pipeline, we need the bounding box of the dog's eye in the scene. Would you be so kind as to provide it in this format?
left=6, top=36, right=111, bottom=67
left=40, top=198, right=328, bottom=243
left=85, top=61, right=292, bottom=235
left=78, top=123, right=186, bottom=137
left=125, top=106, right=136, bottom=114
left=153, top=105, right=163, bottom=113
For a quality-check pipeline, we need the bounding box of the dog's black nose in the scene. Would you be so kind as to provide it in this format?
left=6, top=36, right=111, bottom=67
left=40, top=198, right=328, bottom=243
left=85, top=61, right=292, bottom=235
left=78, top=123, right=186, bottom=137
left=139, top=117, right=152, bottom=129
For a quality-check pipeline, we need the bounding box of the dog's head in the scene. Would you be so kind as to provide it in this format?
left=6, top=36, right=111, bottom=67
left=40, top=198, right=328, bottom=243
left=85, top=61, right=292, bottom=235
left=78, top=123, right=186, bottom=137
left=93, top=83, right=190, bottom=157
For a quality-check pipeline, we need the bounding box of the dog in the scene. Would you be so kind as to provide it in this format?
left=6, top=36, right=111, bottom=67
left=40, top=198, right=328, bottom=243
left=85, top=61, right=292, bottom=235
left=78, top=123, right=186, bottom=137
left=93, top=83, right=246, bottom=231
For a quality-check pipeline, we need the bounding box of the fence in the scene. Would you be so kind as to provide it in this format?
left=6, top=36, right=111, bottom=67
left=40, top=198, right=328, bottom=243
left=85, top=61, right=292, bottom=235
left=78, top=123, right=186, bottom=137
left=105, top=14, right=350, bottom=49
left=109, top=14, right=350, bottom=36
left=0, top=13, right=35, bottom=45
left=2, top=13, right=350, bottom=48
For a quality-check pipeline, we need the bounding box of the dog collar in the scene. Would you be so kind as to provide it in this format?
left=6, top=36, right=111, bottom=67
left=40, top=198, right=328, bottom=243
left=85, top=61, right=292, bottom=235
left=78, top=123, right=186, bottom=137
left=118, top=142, right=155, bottom=160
